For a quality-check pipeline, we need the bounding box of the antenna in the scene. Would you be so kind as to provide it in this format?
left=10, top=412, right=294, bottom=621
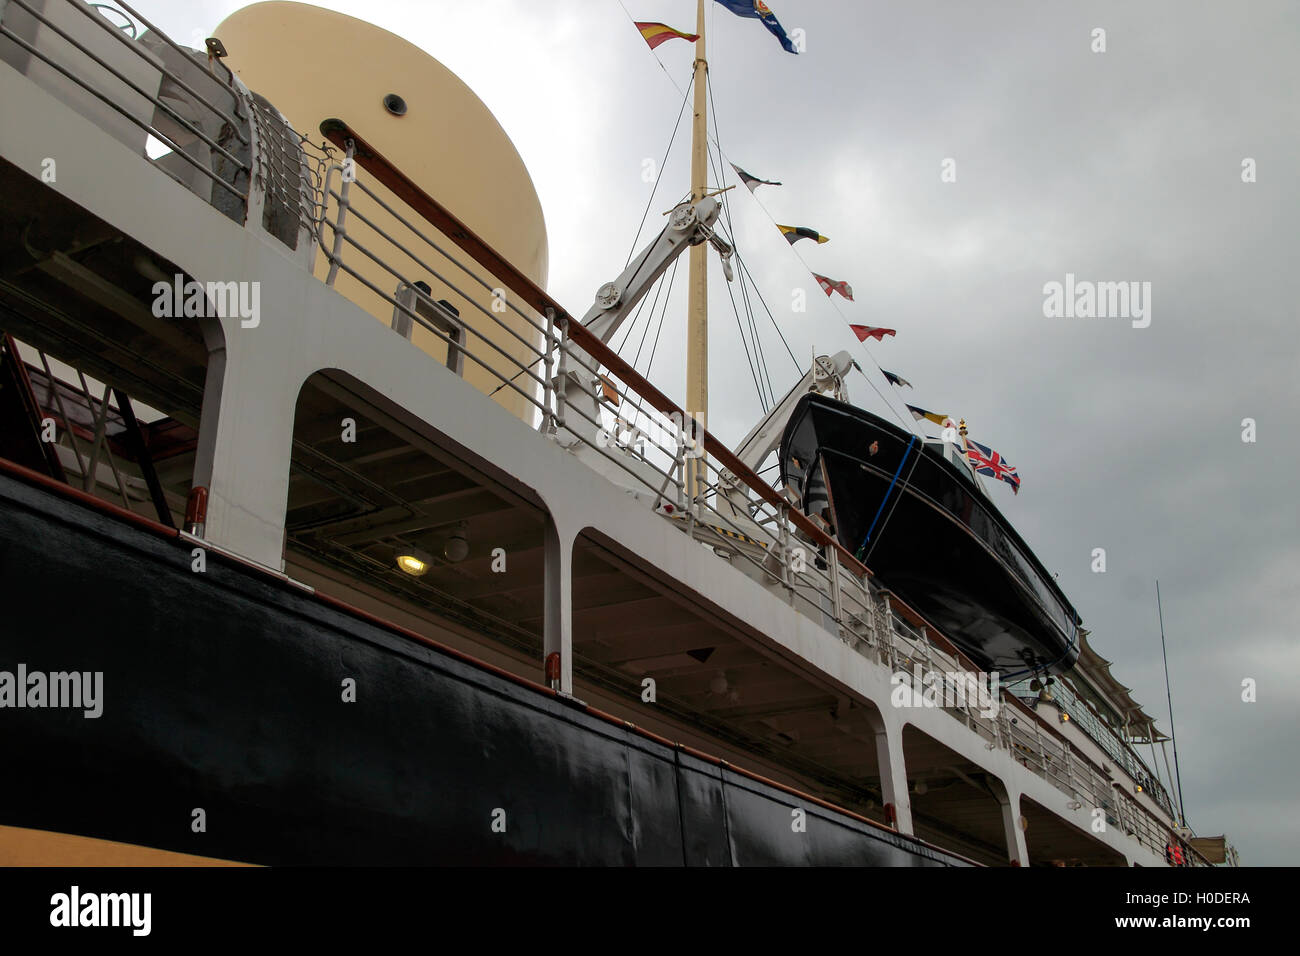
left=1156, top=580, right=1187, bottom=826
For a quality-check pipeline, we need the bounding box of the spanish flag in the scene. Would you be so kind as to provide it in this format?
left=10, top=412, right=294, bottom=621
left=634, top=22, right=699, bottom=50
left=777, top=224, right=829, bottom=245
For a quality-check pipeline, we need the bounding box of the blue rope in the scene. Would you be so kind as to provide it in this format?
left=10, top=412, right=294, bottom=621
left=856, top=435, right=916, bottom=558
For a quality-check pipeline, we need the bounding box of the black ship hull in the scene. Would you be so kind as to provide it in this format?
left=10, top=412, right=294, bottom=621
left=780, top=395, right=1080, bottom=678
left=0, top=466, right=965, bottom=866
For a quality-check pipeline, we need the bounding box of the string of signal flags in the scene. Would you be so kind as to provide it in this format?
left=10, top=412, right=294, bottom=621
left=630, top=6, right=1021, bottom=495
left=635, top=12, right=903, bottom=362
left=635, top=11, right=908, bottom=408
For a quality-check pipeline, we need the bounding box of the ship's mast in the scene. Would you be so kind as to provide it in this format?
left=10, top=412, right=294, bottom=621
left=686, top=0, right=709, bottom=496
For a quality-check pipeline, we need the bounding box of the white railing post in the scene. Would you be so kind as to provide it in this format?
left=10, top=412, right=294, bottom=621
left=553, top=316, right=568, bottom=432
left=541, top=307, right=556, bottom=435
left=324, top=138, right=355, bottom=287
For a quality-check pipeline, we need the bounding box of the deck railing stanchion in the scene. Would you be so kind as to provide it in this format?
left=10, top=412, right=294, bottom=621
left=325, top=140, right=355, bottom=287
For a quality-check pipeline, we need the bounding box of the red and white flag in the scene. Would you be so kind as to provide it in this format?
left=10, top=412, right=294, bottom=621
left=850, top=325, right=895, bottom=343
left=812, top=273, right=853, bottom=301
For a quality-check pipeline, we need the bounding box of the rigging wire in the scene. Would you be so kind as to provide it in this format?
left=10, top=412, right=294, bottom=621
left=622, top=256, right=681, bottom=431
left=702, top=80, right=773, bottom=412
left=706, top=181, right=777, bottom=410
left=721, top=260, right=770, bottom=412
left=1156, top=580, right=1188, bottom=827
left=624, top=76, right=695, bottom=267
left=612, top=0, right=910, bottom=427
left=610, top=1, right=952, bottom=559
left=703, top=73, right=778, bottom=402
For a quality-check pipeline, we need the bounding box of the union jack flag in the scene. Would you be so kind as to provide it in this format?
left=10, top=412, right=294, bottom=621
left=963, top=437, right=1020, bottom=494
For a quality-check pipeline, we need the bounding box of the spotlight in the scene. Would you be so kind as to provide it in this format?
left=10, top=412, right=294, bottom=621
left=443, top=522, right=469, bottom=562
left=395, top=546, right=433, bottom=576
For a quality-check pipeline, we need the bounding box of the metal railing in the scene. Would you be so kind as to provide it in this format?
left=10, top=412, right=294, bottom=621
left=0, top=0, right=251, bottom=215
left=1023, top=673, right=1179, bottom=821
left=307, top=119, right=1200, bottom=866
left=0, top=1, right=1201, bottom=868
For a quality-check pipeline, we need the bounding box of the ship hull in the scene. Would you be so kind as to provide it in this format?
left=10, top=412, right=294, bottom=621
left=0, top=468, right=964, bottom=866
left=780, top=395, right=1079, bottom=678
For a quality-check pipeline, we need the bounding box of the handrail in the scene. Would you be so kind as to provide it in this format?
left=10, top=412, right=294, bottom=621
left=319, top=117, right=874, bottom=582
left=312, top=118, right=1197, bottom=866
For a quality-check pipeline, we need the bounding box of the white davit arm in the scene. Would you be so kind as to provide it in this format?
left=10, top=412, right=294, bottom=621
left=721, top=350, right=857, bottom=508
left=578, top=195, right=730, bottom=344
left=560, top=196, right=732, bottom=441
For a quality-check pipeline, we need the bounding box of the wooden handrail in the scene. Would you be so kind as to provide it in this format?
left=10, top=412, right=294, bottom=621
left=316, top=122, right=1187, bottom=856
left=319, top=117, right=872, bottom=581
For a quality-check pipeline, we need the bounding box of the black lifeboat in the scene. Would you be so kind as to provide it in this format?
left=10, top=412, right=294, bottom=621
left=778, top=394, right=1080, bottom=678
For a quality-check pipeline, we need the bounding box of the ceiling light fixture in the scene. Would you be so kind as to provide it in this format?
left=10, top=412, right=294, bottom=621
left=443, top=522, right=469, bottom=563
left=395, top=546, right=433, bottom=576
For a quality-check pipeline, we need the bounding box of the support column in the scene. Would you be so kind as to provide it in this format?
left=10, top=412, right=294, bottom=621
left=543, top=514, right=575, bottom=695
left=191, top=312, right=301, bottom=571
left=871, top=715, right=914, bottom=835
left=997, top=786, right=1030, bottom=866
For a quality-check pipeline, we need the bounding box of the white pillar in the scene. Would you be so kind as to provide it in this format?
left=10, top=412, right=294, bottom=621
left=872, top=715, right=914, bottom=835
left=191, top=312, right=300, bottom=571
left=998, top=786, right=1030, bottom=866
left=543, top=514, right=575, bottom=695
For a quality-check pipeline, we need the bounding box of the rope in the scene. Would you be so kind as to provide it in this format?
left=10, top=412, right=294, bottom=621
left=623, top=75, right=695, bottom=268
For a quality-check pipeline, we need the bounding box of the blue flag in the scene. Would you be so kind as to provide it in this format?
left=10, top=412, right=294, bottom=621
left=714, top=1, right=798, bottom=54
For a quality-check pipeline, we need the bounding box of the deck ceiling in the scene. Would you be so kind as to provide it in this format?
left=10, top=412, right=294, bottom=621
left=1021, top=795, right=1129, bottom=866
left=0, top=158, right=207, bottom=425
left=902, top=725, right=1012, bottom=865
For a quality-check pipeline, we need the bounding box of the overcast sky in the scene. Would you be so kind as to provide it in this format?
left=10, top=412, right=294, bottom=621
left=140, top=0, right=1298, bottom=865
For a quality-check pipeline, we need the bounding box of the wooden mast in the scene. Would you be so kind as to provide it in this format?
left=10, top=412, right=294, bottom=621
left=686, top=0, right=709, bottom=498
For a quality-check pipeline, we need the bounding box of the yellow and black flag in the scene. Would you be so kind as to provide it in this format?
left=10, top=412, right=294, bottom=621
left=776, top=224, right=829, bottom=245
left=906, top=404, right=953, bottom=428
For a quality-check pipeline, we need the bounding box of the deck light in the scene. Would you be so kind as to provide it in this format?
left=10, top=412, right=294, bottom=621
left=1059, top=712, right=1070, bottom=723
left=395, top=546, right=433, bottom=576
left=443, top=522, right=469, bottom=562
